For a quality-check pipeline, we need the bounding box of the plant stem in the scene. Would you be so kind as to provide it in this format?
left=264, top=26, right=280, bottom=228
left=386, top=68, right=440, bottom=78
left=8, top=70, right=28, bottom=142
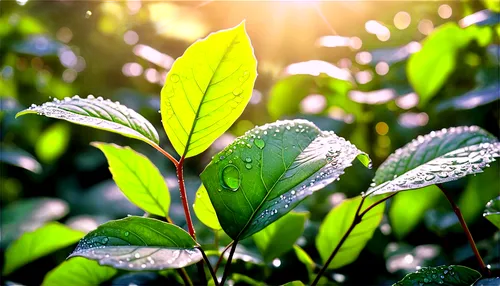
left=437, top=185, right=490, bottom=276
left=214, top=230, right=219, bottom=250
left=200, top=247, right=219, bottom=286
left=220, top=240, right=238, bottom=286
left=151, top=143, right=179, bottom=166
left=215, top=241, right=234, bottom=273
left=177, top=268, right=193, bottom=286
left=176, top=157, right=196, bottom=239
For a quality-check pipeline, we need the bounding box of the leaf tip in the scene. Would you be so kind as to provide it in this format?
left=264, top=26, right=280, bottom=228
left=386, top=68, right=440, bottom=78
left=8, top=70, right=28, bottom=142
left=15, top=109, right=32, bottom=118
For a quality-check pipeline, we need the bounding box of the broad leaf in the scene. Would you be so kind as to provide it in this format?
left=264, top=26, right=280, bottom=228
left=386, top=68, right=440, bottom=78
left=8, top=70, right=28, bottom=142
left=393, top=265, right=481, bottom=286
left=161, top=22, right=257, bottom=158
left=35, top=122, right=70, bottom=163
left=0, top=145, right=42, bottom=173
left=92, top=143, right=170, bottom=217
left=16, top=95, right=160, bottom=147
left=42, top=257, right=117, bottom=286
left=368, top=126, right=500, bottom=196
left=3, top=222, right=83, bottom=275
left=69, top=217, right=202, bottom=270
left=316, top=196, right=384, bottom=269
left=200, top=119, right=370, bottom=240
left=484, top=196, right=500, bottom=229
left=389, top=186, right=441, bottom=238
left=193, top=184, right=221, bottom=230
left=253, top=212, right=308, bottom=262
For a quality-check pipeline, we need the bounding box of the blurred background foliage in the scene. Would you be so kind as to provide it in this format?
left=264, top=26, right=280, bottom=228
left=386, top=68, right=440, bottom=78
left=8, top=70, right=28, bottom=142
left=0, top=0, right=499, bottom=285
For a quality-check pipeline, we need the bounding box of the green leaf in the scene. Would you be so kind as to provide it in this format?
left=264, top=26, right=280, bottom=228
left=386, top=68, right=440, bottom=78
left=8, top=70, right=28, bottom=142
left=482, top=0, right=500, bottom=12
left=3, top=222, right=83, bottom=275
left=368, top=126, right=500, bottom=196
left=16, top=95, right=160, bottom=147
left=0, top=145, right=42, bottom=173
left=0, top=197, right=69, bottom=247
left=35, top=122, right=70, bottom=163
left=407, top=23, right=473, bottom=107
left=436, top=84, right=500, bottom=112
left=193, top=184, right=221, bottom=230
left=161, top=22, right=257, bottom=158
left=200, top=119, right=370, bottom=240
left=253, top=212, right=308, bottom=262
left=282, top=281, right=305, bottom=286
left=484, top=196, right=500, bottom=229
left=316, top=196, right=384, bottom=269
left=293, top=245, right=315, bottom=274
left=393, top=265, right=481, bottom=286
left=231, top=273, right=266, bottom=286
left=69, top=217, right=202, bottom=270
left=92, top=142, right=170, bottom=217
left=389, top=186, right=441, bottom=238
left=42, top=257, right=117, bottom=286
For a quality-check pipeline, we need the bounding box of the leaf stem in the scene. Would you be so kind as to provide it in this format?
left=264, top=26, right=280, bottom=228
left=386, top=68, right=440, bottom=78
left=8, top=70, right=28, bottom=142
left=312, top=193, right=396, bottom=286
left=177, top=268, right=193, bottom=286
left=151, top=143, right=179, bottom=166
left=220, top=239, right=238, bottom=286
left=199, top=247, right=219, bottom=285
left=215, top=241, right=234, bottom=273
left=437, top=184, right=490, bottom=276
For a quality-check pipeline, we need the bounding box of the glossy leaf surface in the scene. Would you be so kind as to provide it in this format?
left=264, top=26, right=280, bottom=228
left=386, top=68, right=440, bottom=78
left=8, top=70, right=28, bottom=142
left=484, top=196, right=500, bottom=229
left=393, top=265, right=481, bottom=286
left=161, top=22, right=257, bottom=158
left=3, top=222, right=83, bottom=275
left=200, top=119, right=369, bottom=239
left=253, top=212, right=308, bottom=262
left=316, top=196, right=384, bottom=269
left=368, top=126, right=499, bottom=196
left=0, top=145, right=42, bottom=173
left=92, top=143, right=170, bottom=217
left=69, top=217, right=202, bottom=270
left=16, top=95, right=160, bottom=146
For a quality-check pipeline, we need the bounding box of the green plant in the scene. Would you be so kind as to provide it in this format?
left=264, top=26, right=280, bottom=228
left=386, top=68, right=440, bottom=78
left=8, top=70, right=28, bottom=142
left=9, top=21, right=500, bottom=286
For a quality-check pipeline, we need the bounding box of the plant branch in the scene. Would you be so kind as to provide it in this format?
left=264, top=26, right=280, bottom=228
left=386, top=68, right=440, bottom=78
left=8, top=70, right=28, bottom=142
left=437, top=184, right=490, bottom=276
left=177, top=268, right=193, bottom=286
left=220, top=239, right=239, bottom=286
left=176, top=157, right=196, bottom=238
left=199, top=247, right=219, bottom=286
left=151, top=143, right=179, bottom=166
left=215, top=241, right=234, bottom=273
left=359, top=193, right=396, bottom=217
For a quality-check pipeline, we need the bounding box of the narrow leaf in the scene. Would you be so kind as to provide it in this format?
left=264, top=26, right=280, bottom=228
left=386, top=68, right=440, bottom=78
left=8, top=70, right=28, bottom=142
left=0, top=145, right=42, bottom=173
left=368, top=126, right=500, bottom=196
left=42, top=257, right=117, bottom=286
left=393, top=265, right=481, bottom=286
left=200, top=119, right=370, bottom=240
left=193, top=184, right=221, bottom=230
left=16, top=95, right=160, bottom=146
left=316, top=196, right=384, bottom=269
left=484, top=196, right=500, bottom=229
left=69, top=217, right=202, bottom=270
left=436, top=84, right=500, bottom=112
left=253, top=212, right=308, bottom=262
left=92, top=142, right=170, bottom=217
left=161, top=22, right=257, bottom=158
left=3, top=222, right=83, bottom=275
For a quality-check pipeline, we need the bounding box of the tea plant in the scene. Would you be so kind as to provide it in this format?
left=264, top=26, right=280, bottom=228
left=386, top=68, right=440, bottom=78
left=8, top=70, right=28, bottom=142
left=8, top=22, right=500, bottom=286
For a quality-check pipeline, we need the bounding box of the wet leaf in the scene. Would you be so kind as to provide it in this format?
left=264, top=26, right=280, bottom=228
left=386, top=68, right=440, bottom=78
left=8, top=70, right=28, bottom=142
left=393, top=265, right=481, bottom=286
left=3, top=222, right=83, bottom=275
left=253, top=212, right=308, bottom=262
left=484, top=196, right=500, bottom=229
left=200, top=119, right=370, bottom=240
left=0, top=145, right=42, bottom=173
left=92, top=143, right=170, bottom=217
left=42, top=257, right=117, bottom=286
left=69, top=217, right=202, bottom=270
left=316, top=196, right=384, bottom=269
left=161, top=22, right=257, bottom=158
left=193, top=184, right=221, bottom=230
left=16, top=95, right=160, bottom=147
left=368, top=126, right=500, bottom=196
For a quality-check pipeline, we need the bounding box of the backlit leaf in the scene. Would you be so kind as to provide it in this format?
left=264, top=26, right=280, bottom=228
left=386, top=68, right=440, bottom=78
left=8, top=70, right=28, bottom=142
left=201, top=119, right=370, bottom=240
left=393, top=265, right=481, bottom=286
left=368, top=126, right=500, bottom=196
left=16, top=95, right=160, bottom=147
left=42, top=257, right=117, bottom=286
left=0, top=145, right=42, bottom=174
left=35, top=122, right=70, bottom=163
left=92, top=143, right=170, bottom=217
left=316, top=196, right=384, bottom=269
left=69, top=217, right=202, bottom=270
left=161, top=22, right=257, bottom=158
left=193, top=184, right=221, bottom=230
left=484, top=196, right=500, bottom=229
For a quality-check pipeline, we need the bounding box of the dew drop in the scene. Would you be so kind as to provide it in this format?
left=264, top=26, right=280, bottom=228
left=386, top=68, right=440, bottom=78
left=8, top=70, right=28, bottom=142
left=220, top=164, right=240, bottom=191
left=245, top=157, right=252, bottom=163
left=124, top=231, right=130, bottom=237
left=245, top=164, right=252, bottom=170
left=254, top=138, right=265, bottom=149
left=170, top=74, right=180, bottom=82
left=135, top=253, right=141, bottom=258
left=233, top=87, right=243, bottom=96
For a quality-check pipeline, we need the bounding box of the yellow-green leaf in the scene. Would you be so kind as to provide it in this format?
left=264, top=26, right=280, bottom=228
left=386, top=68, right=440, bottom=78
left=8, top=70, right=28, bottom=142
left=42, top=257, right=117, bottom=286
left=193, top=184, right=221, bottom=230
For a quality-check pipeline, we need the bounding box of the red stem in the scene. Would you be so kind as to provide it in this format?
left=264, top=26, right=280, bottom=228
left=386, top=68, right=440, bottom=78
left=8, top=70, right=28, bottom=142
left=150, top=143, right=179, bottom=166
left=176, top=157, right=196, bottom=239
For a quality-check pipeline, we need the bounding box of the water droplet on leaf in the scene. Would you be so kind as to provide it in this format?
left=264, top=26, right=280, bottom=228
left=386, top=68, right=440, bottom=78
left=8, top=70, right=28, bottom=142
left=221, top=164, right=240, bottom=191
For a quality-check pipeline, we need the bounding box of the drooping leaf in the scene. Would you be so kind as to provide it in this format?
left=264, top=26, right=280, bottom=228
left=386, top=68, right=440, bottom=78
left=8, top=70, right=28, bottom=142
left=193, top=184, right=221, bottom=230
left=16, top=95, right=160, bottom=147
left=161, top=22, right=257, bottom=158
left=0, top=197, right=69, bottom=247
left=3, top=222, right=83, bottom=275
left=389, top=186, right=441, bottom=239
left=0, top=145, right=42, bottom=173
left=436, top=84, right=500, bottom=112
left=69, top=217, right=202, bottom=270
left=42, top=257, right=117, bottom=286
left=484, top=196, right=500, bottom=229
left=393, top=265, right=481, bottom=286
left=253, top=212, right=308, bottom=262
left=92, top=143, right=170, bottom=217
left=35, top=122, right=71, bottom=163
left=200, top=119, right=370, bottom=240
left=368, top=126, right=500, bottom=196
left=316, top=196, right=384, bottom=269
